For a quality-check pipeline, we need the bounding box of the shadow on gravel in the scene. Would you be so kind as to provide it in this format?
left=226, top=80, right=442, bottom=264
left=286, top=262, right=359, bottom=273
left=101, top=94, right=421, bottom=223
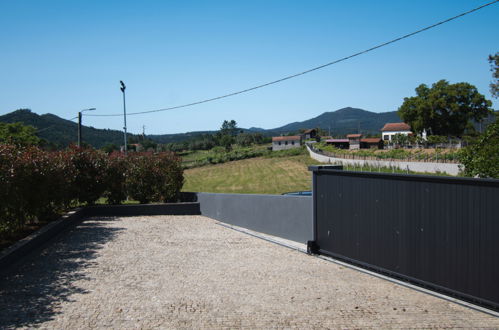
left=0, top=217, right=124, bottom=328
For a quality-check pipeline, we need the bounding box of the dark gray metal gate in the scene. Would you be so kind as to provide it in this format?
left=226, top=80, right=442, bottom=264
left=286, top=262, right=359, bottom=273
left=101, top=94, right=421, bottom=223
left=308, top=165, right=499, bottom=311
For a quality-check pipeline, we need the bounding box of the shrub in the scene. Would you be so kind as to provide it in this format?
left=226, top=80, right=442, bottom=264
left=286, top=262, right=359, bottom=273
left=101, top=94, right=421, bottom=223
left=64, top=146, right=108, bottom=205
left=103, top=152, right=128, bottom=204
left=125, top=152, right=184, bottom=204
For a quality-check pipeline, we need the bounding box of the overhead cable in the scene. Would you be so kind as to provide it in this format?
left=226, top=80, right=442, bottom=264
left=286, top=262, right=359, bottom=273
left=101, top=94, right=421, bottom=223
left=87, top=0, right=499, bottom=118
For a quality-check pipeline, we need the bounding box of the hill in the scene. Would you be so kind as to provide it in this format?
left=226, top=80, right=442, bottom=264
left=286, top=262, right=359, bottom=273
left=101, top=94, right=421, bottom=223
left=0, top=109, right=135, bottom=148
left=269, top=107, right=401, bottom=136
left=0, top=107, right=402, bottom=148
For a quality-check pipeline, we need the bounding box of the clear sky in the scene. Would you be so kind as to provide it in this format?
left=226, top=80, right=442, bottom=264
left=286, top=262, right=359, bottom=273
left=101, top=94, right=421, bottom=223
left=0, top=0, right=497, bottom=134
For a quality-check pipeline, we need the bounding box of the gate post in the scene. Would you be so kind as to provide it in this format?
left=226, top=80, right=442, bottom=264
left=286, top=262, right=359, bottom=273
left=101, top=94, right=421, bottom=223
left=307, top=165, right=343, bottom=254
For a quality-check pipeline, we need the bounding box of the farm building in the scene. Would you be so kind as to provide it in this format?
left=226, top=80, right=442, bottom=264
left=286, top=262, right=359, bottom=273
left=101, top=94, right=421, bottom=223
left=360, top=138, right=383, bottom=149
left=346, top=134, right=362, bottom=150
left=325, top=139, right=349, bottom=149
left=381, top=122, right=412, bottom=142
left=272, top=136, right=302, bottom=151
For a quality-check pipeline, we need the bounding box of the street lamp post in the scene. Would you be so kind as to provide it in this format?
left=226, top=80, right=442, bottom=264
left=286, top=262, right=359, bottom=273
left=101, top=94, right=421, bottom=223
left=77, top=108, right=96, bottom=148
left=120, top=80, right=127, bottom=155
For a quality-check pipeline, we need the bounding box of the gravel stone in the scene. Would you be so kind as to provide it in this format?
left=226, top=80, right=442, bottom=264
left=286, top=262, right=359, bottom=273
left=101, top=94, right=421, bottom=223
left=1, top=215, right=498, bottom=329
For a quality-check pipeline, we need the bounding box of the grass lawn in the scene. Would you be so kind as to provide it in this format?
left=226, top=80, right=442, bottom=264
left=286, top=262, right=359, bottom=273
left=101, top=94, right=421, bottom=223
left=183, top=154, right=320, bottom=194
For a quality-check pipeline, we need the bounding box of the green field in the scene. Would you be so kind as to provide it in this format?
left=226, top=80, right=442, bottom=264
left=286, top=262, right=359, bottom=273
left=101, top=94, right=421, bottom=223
left=183, top=154, right=319, bottom=194
left=182, top=149, right=453, bottom=194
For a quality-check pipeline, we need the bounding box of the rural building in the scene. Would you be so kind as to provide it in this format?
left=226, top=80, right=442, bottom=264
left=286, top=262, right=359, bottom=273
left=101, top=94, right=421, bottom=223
left=272, top=136, right=302, bottom=151
left=325, top=138, right=349, bottom=149
left=346, top=134, right=361, bottom=150
left=360, top=138, right=383, bottom=149
left=302, top=129, right=317, bottom=140
left=381, top=122, right=412, bottom=142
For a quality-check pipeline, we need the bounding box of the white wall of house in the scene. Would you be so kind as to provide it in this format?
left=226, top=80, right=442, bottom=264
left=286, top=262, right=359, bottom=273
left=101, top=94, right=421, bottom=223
left=382, top=130, right=411, bottom=142
left=272, top=139, right=301, bottom=151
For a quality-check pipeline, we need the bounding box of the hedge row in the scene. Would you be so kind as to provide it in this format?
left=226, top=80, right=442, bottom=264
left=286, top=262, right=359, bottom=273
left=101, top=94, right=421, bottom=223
left=0, top=145, right=183, bottom=239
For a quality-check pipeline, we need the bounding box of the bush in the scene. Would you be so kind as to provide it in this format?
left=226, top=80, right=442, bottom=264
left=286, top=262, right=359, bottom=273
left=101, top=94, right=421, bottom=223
left=125, top=152, right=184, bottom=204
left=0, top=145, right=185, bottom=243
left=103, top=152, right=128, bottom=204
left=64, top=146, right=108, bottom=205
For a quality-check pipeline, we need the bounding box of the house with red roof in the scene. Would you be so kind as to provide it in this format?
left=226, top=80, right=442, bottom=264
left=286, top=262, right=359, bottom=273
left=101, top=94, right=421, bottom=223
left=381, top=122, right=412, bottom=142
left=272, top=136, right=302, bottom=151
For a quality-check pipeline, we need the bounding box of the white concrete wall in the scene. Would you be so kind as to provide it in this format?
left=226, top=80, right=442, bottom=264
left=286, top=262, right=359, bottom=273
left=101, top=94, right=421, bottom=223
left=272, top=141, right=301, bottom=151
left=306, top=145, right=461, bottom=176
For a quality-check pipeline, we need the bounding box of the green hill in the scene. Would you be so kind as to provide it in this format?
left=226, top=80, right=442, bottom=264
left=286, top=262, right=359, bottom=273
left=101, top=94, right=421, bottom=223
left=0, top=109, right=134, bottom=148
left=268, top=107, right=401, bottom=136
left=0, top=107, right=404, bottom=148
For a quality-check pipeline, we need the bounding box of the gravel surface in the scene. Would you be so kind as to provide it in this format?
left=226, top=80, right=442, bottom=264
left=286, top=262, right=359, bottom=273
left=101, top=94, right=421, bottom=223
left=1, top=215, right=498, bottom=329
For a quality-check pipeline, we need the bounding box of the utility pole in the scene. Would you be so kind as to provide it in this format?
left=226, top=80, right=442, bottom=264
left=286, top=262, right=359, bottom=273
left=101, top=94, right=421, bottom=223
left=120, top=80, right=127, bottom=155
left=78, top=112, right=82, bottom=147
left=77, top=108, right=96, bottom=148
left=142, top=125, right=145, bottom=140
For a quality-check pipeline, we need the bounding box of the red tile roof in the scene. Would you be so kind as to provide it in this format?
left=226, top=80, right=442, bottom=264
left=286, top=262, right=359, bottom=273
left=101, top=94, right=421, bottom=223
left=360, top=138, right=381, bottom=143
left=381, top=122, right=411, bottom=132
left=303, top=129, right=316, bottom=134
left=272, top=136, right=301, bottom=142
left=346, top=134, right=362, bottom=138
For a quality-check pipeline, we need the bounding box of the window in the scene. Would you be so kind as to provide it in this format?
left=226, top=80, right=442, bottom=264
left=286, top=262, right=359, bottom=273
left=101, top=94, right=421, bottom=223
left=383, top=135, right=389, bottom=140
left=291, top=141, right=295, bottom=145
left=285, top=141, right=288, bottom=145
left=278, top=141, right=281, bottom=145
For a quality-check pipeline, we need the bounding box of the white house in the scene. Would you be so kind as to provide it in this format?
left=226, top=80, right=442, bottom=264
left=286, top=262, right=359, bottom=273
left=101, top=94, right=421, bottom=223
left=272, top=136, right=301, bottom=151
left=381, top=122, right=412, bottom=142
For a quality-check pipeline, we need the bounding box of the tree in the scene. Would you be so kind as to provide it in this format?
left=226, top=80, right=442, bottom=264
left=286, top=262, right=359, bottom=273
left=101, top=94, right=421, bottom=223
left=489, top=52, right=499, bottom=98
left=398, top=80, right=492, bottom=137
left=220, top=120, right=239, bottom=136
left=458, top=118, right=499, bottom=178
left=0, top=122, right=42, bottom=146
left=217, top=120, right=239, bottom=151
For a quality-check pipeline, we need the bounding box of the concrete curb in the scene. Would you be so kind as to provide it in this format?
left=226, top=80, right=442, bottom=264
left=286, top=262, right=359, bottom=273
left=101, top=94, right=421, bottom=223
left=0, top=208, right=86, bottom=275
left=0, top=202, right=201, bottom=275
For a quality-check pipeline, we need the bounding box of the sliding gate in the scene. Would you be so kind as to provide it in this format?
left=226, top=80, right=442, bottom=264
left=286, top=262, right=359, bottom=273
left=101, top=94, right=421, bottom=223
left=308, top=165, right=499, bottom=311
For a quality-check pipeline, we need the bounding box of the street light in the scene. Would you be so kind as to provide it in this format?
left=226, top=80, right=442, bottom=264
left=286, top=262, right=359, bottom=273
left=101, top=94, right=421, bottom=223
left=120, top=80, right=127, bottom=155
left=78, top=107, right=96, bottom=148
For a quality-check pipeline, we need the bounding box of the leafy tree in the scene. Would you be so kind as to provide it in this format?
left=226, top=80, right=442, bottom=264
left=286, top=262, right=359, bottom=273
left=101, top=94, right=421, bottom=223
left=398, top=80, right=492, bottom=137
left=459, top=118, right=499, bottom=178
left=489, top=52, right=498, bottom=98
left=220, top=120, right=239, bottom=136
left=391, top=133, right=409, bottom=147
left=217, top=120, right=239, bottom=151
left=0, top=122, right=42, bottom=146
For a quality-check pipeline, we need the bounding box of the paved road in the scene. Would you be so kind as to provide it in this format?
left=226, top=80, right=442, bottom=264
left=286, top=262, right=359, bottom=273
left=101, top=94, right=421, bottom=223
left=1, top=215, right=498, bottom=329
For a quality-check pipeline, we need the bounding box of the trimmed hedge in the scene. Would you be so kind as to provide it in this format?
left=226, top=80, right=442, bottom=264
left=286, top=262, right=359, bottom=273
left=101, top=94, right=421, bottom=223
left=0, top=145, right=184, bottom=241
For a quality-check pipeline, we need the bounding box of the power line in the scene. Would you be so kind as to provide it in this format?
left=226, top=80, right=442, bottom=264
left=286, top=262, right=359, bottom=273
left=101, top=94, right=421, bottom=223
left=87, top=0, right=499, bottom=118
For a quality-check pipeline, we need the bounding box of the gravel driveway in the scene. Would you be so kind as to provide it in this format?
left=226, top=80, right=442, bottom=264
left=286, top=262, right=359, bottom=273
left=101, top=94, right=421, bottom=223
left=1, top=215, right=498, bottom=329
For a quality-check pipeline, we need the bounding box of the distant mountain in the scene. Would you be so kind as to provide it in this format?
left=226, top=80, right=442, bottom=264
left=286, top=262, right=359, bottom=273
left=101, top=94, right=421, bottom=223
left=0, top=109, right=134, bottom=148
left=269, top=107, right=401, bottom=136
left=0, top=107, right=403, bottom=148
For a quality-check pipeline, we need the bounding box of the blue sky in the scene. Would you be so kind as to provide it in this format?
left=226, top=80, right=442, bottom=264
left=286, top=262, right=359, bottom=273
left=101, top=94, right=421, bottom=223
left=0, top=0, right=497, bottom=134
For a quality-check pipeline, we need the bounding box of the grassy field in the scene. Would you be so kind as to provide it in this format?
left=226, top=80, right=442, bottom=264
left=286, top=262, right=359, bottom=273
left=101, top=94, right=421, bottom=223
left=182, top=150, right=454, bottom=194
left=183, top=154, right=319, bottom=194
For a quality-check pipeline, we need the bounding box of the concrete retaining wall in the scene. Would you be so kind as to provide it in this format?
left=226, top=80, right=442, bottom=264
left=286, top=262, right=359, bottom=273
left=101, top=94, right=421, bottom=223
left=196, top=193, right=312, bottom=244
left=307, top=145, right=461, bottom=176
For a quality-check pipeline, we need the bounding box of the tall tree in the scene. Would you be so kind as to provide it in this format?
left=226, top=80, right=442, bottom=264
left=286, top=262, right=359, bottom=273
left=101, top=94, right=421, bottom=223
left=398, top=80, right=492, bottom=137
left=220, top=120, right=239, bottom=136
left=489, top=52, right=499, bottom=98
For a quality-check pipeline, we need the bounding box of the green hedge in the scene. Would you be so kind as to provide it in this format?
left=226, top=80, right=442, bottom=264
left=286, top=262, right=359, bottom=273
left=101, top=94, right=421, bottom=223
left=0, top=144, right=184, bottom=241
